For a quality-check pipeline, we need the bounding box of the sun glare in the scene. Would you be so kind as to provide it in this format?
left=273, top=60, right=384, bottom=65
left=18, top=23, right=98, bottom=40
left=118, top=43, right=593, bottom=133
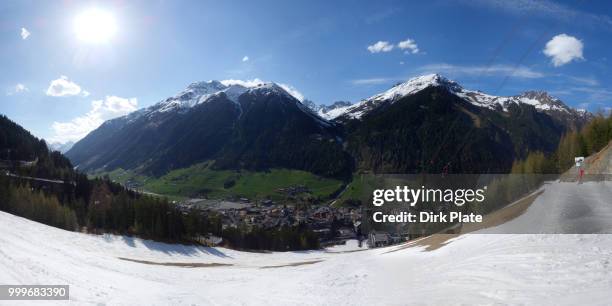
left=74, top=9, right=117, bottom=44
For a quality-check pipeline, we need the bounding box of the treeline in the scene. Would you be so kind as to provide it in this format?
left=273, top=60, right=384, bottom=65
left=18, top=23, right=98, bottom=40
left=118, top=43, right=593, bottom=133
left=223, top=224, right=320, bottom=251
left=0, top=115, right=73, bottom=180
left=0, top=177, right=78, bottom=231
left=1, top=174, right=320, bottom=250
left=0, top=174, right=191, bottom=239
left=511, top=114, right=612, bottom=174
left=473, top=113, right=611, bottom=215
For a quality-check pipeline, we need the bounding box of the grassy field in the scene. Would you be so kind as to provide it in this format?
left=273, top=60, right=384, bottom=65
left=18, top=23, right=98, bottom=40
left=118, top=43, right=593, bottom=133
left=95, top=163, right=344, bottom=202
left=333, top=173, right=380, bottom=205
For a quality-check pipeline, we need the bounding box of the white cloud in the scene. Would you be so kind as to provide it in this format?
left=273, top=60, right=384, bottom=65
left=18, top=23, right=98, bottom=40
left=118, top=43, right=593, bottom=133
left=278, top=83, right=304, bottom=102
left=565, top=87, right=612, bottom=103
left=46, top=76, right=89, bottom=97
left=566, top=75, right=598, bottom=87
left=6, top=83, right=29, bottom=95
left=15, top=83, right=28, bottom=93
left=350, top=63, right=545, bottom=86
left=543, top=34, right=584, bottom=67
left=220, top=78, right=265, bottom=88
left=50, top=96, right=137, bottom=143
left=242, top=56, right=249, bottom=62
left=351, top=78, right=396, bottom=85
left=367, top=41, right=394, bottom=53
left=20, top=27, right=30, bottom=40
left=418, top=63, right=545, bottom=79
left=397, top=38, right=419, bottom=54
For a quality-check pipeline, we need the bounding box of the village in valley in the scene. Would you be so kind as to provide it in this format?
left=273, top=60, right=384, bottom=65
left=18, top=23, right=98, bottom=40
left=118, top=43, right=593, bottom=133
left=174, top=193, right=371, bottom=247
left=173, top=190, right=410, bottom=249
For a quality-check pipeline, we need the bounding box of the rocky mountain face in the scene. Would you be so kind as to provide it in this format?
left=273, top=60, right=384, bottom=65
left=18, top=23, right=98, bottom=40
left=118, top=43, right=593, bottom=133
left=67, top=75, right=592, bottom=177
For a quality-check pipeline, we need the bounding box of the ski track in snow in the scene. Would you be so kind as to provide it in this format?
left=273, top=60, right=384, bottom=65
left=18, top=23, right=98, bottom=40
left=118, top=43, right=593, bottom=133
left=1, top=181, right=612, bottom=305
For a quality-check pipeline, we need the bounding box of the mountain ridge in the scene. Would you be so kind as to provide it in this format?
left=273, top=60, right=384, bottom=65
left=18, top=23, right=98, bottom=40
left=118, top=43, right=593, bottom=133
left=322, top=74, right=591, bottom=124
left=66, top=81, right=351, bottom=178
left=66, top=74, right=593, bottom=178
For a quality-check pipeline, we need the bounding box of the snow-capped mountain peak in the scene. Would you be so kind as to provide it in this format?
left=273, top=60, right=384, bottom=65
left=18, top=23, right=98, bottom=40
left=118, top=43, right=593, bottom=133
left=324, top=74, right=461, bottom=120
left=184, top=80, right=226, bottom=95
left=153, top=81, right=237, bottom=113
left=309, top=101, right=354, bottom=120
left=517, top=91, right=566, bottom=110
left=329, top=74, right=583, bottom=120
left=117, top=79, right=314, bottom=125
left=370, top=73, right=462, bottom=103
left=244, top=82, right=297, bottom=101
left=48, top=141, right=75, bottom=153
left=149, top=80, right=297, bottom=115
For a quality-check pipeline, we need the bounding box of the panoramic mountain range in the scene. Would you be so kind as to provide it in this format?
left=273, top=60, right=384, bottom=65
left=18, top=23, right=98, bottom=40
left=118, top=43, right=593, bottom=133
left=65, top=74, right=592, bottom=178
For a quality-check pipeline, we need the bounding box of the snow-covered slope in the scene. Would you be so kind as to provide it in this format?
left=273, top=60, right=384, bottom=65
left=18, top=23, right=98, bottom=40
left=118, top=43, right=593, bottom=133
left=2, top=200, right=612, bottom=305
left=330, top=74, right=586, bottom=120
left=304, top=100, right=354, bottom=120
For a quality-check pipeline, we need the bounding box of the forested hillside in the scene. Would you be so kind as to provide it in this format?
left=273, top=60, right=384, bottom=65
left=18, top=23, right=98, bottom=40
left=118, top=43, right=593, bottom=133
left=0, top=115, right=73, bottom=180
left=341, top=86, right=568, bottom=174
left=511, top=113, right=612, bottom=174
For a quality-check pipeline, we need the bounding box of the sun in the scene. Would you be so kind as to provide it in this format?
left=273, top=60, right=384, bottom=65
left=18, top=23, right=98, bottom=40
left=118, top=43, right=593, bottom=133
left=74, top=9, right=117, bottom=44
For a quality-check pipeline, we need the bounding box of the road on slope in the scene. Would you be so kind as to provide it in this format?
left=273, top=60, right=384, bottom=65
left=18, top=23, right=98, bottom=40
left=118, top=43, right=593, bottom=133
left=483, top=141, right=612, bottom=234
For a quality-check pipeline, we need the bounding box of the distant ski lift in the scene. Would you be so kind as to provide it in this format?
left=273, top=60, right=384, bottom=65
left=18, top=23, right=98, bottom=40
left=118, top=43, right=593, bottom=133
left=575, top=157, right=585, bottom=167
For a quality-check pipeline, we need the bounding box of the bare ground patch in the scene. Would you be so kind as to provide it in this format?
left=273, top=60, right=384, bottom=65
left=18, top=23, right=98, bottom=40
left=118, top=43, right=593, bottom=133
left=260, top=260, right=323, bottom=269
left=385, top=189, right=544, bottom=253
left=118, top=257, right=232, bottom=268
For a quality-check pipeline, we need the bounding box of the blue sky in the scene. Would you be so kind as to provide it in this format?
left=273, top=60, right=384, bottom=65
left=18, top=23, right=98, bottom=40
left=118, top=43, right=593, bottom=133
left=1, top=0, right=611, bottom=143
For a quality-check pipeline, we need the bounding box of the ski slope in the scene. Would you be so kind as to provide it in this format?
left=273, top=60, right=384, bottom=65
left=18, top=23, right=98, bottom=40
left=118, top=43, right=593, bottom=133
left=2, top=208, right=612, bottom=305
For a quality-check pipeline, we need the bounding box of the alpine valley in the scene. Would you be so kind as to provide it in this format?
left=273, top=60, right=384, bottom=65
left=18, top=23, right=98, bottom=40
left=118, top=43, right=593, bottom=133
left=65, top=74, right=592, bottom=198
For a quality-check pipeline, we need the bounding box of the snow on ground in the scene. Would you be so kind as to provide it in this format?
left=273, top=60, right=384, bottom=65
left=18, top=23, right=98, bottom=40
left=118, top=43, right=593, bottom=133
left=324, top=239, right=369, bottom=253
left=2, top=207, right=612, bottom=305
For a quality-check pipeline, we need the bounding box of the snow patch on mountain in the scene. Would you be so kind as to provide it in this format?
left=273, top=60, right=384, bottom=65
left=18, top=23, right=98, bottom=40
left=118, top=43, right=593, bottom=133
left=303, top=100, right=354, bottom=120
